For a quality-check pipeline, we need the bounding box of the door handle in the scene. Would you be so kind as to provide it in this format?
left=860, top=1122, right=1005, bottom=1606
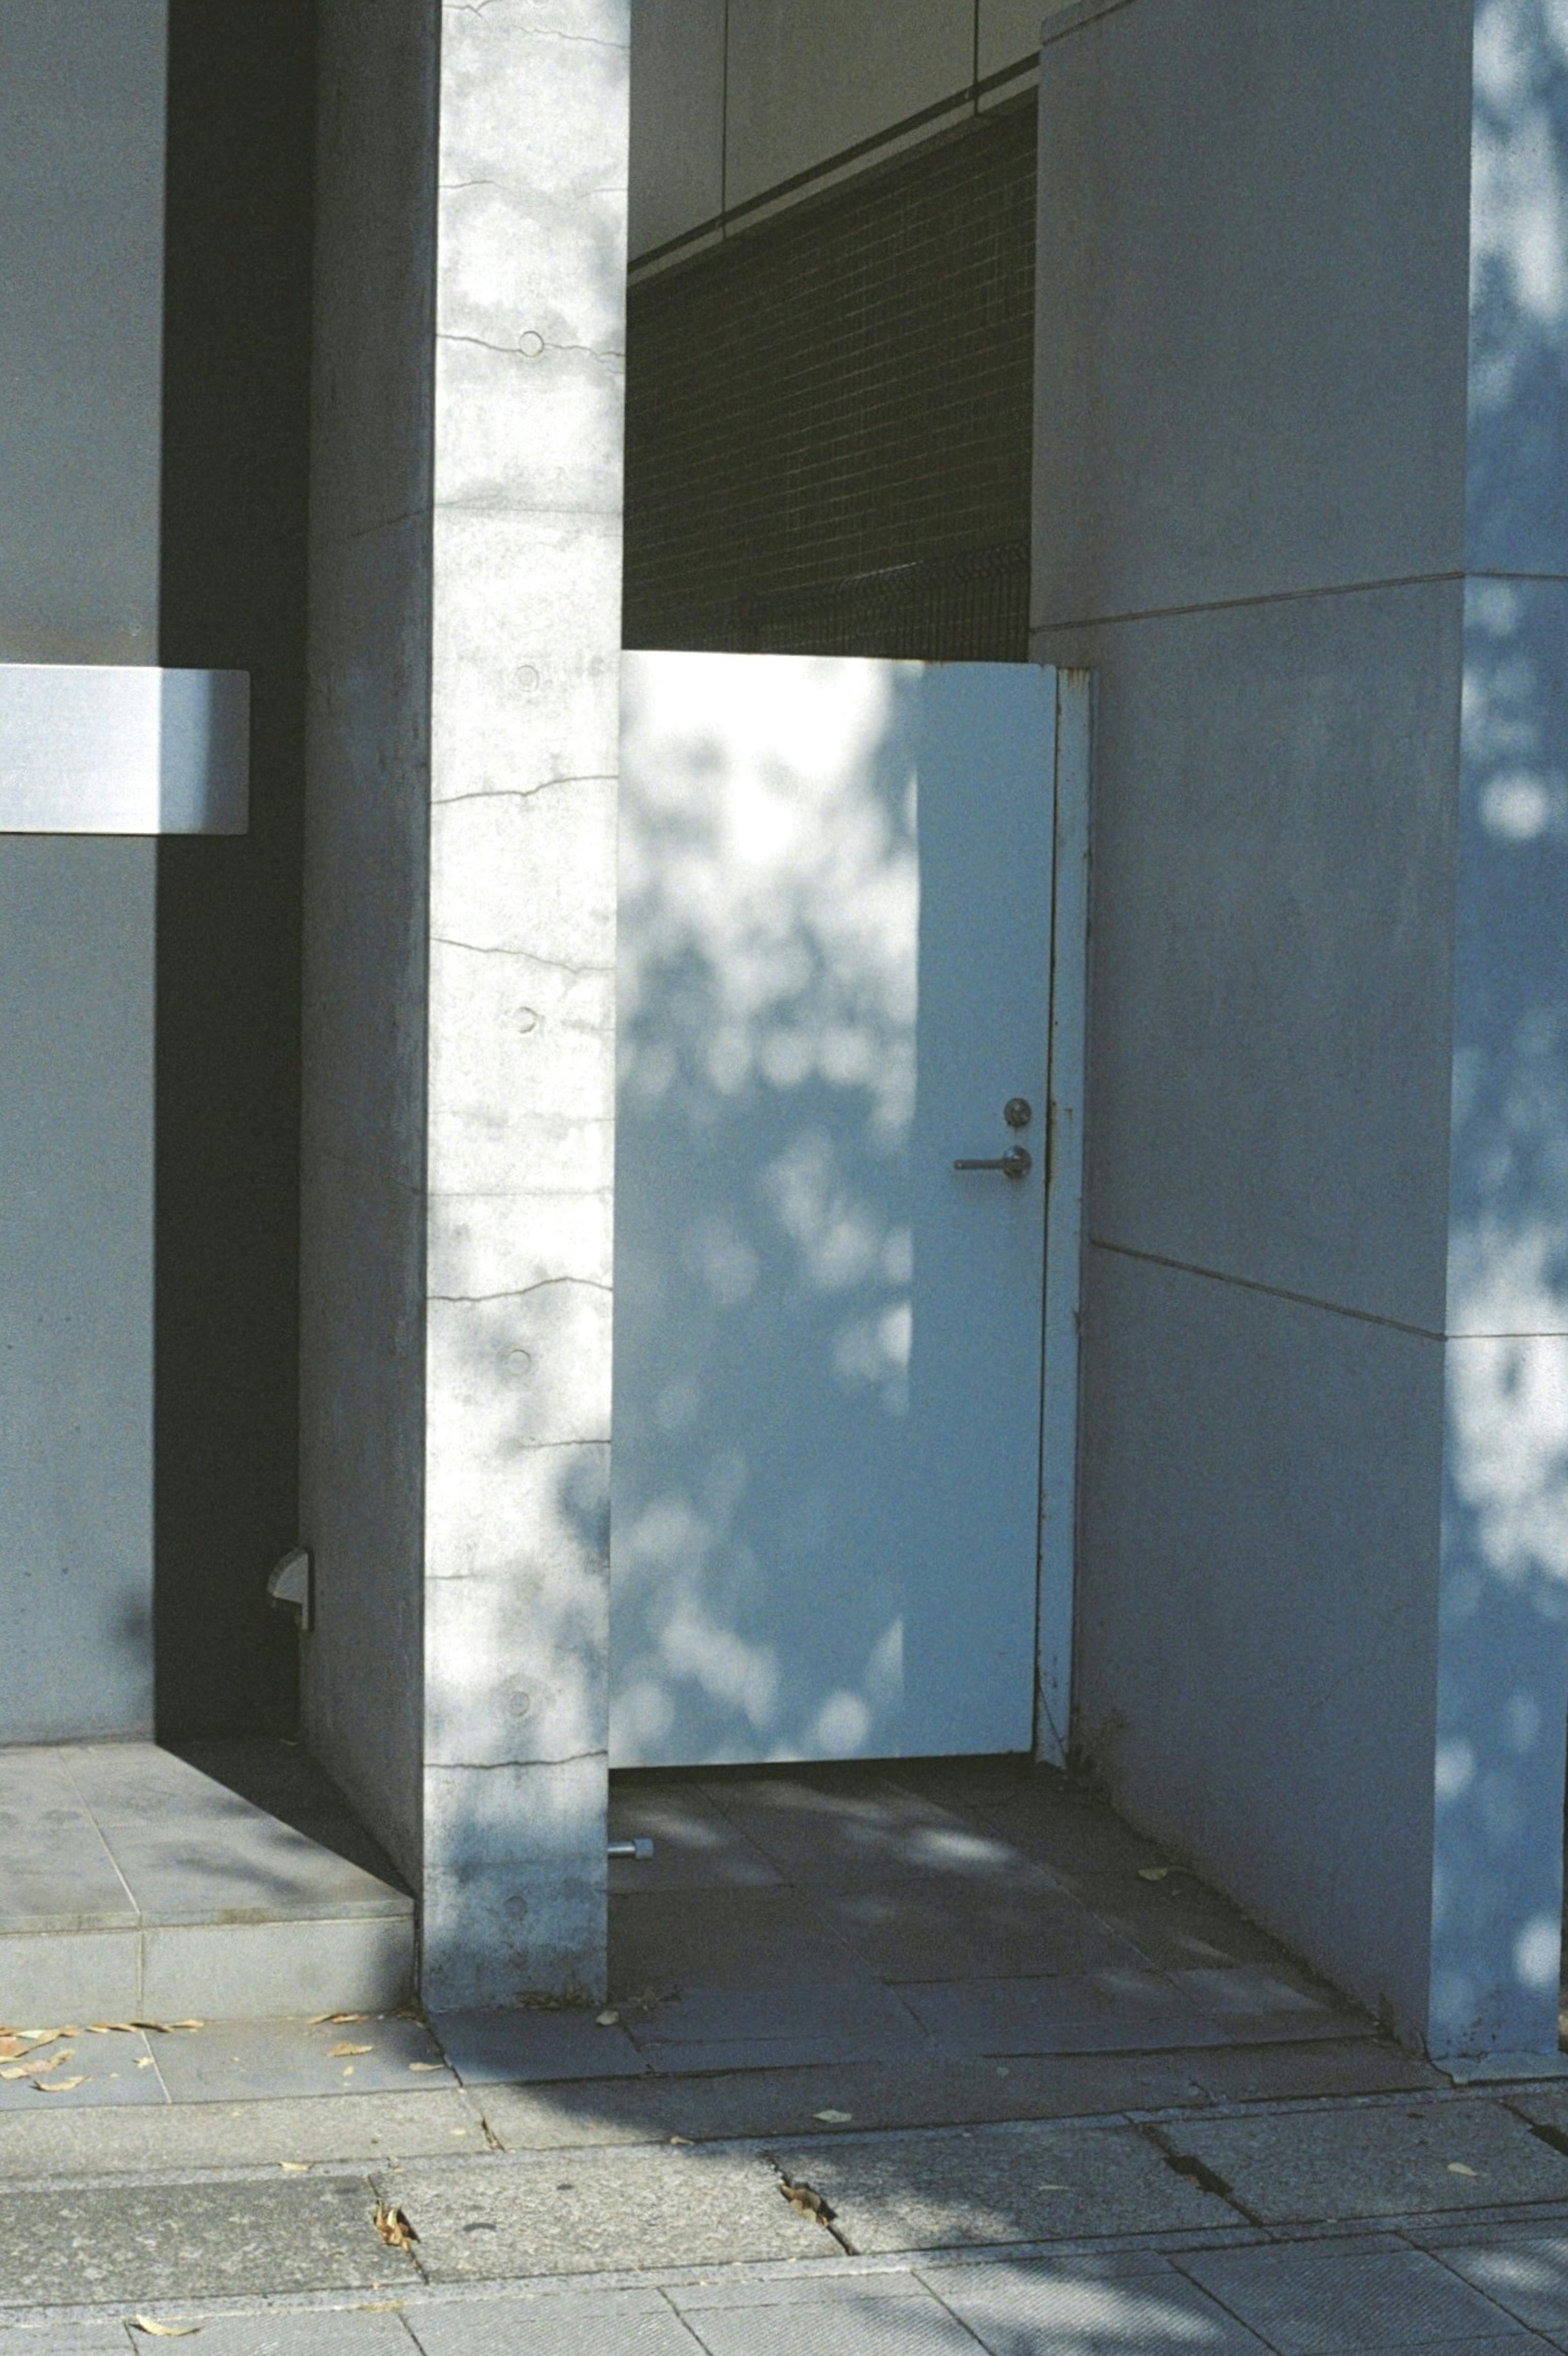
left=954, top=1146, right=1032, bottom=1180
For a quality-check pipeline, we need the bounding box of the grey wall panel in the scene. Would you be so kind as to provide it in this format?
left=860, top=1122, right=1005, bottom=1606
left=628, top=0, right=724, bottom=256
left=1074, top=1244, right=1444, bottom=2038
left=1044, top=585, right=1459, bottom=1336
left=300, top=0, right=438, bottom=1892
left=299, top=504, right=431, bottom=1891
left=0, top=2, right=167, bottom=661
left=0, top=842, right=155, bottom=1741
left=1034, top=0, right=1473, bottom=626
left=726, top=0, right=973, bottom=209
left=981, top=0, right=1050, bottom=78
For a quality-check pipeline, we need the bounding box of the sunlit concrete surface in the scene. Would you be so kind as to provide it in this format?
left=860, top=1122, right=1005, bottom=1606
left=0, top=1743, right=412, bottom=2025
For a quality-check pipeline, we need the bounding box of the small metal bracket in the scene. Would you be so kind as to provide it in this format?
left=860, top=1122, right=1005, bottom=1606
left=267, top=1544, right=313, bottom=1634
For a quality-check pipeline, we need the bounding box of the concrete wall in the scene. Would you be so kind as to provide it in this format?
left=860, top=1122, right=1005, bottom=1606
left=1038, top=0, right=1568, bottom=2056
left=303, top=0, right=627, bottom=2002
left=628, top=0, right=1054, bottom=262
left=0, top=3, right=169, bottom=1739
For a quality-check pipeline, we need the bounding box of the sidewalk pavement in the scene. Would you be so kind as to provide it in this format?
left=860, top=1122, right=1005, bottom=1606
left=5, top=2017, right=1568, bottom=2349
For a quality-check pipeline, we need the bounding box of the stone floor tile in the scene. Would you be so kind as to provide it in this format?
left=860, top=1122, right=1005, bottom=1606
left=773, top=2119, right=1234, bottom=2251
left=640, top=2036, right=945, bottom=2076
left=630, top=1981, right=926, bottom=2055
left=1179, top=2241, right=1539, bottom=2350
left=376, top=2147, right=829, bottom=2279
left=1190, top=2040, right=1442, bottom=2104
left=807, top=1880, right=1149, bottom=1983
left=475, top=2048, right=1214, bottom=2149
left=1079, top=1884, right=1311, bottom=1972
left=151, top=2014, right=451, bottom=2102
left=172, top=1741, right=407, bottom=1888
left=898, top=1969, right=1228, bottom=2056
left=1170, top=2100, right=1568, bottom=2224
left=149, top=2312, right=419, bottom=2354
left=0, top=2329, right=134, bottom=2355
left=607, top=1788, right=782, bottom=1893
left=0, top=2089, right=488, bottom=2175
left=432, top=2009, right=647, bottom=2086
left=0, top=2177, right=411, bottom=2308
left=0, top=2027, right=165, bottom=2109
left=682, top=2287, right=980, bottom=2354
left=610, top=1888, right=873, bottom=1993
left=1172, top=1967, right=1371, bottom=2043
left=706, top=1786, right=1022, bottom=1889
left=408, top=2289, right=702, bottom=2354
left=1422, top=2229, right=1568, bottom=2337
left=668, top=2272, right=936, bottom=2308
left=922, top=2254, right=1271, bottom=2351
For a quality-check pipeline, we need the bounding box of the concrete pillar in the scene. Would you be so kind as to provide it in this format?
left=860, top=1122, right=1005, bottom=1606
left=303, top=0, right=627, bottom=2003
left=0, top=3, right=169, bottom=1738
left=1036, top=0, right=1568, bottom=2057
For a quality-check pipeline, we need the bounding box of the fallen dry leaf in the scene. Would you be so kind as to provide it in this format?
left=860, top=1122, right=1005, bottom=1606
left=131, top=2320, right=201, bottom=2338
left=595, top=2009, right=620, bottom=2027
left=311, top=2011, right=367, bottom=2025
left=88, top=2023, right=140, bottom=2035
left=1137, top=1867, right=1170, bottom=1882
left=813, top=2109, right=853, bottom=2124
left=0, top=2040, right=27, bottom=2062
left=1447, top=2162, right=1479, bottom=2176
left=279, top=2161, right=310, bottom=2173
left=0, top=2049, right=75, bottom=2080
left=136, top=2057, right=155, bottom=2070
left=38, top=2077, right=87, bottom=2093
left=373, top=2200, right=418, bottom=2252
left=328, top=2043, right=373, bottom=2058
left=778, top=2175, right=836, bottom=2225
left=669, top=2134, right=693, bottom=2145
left=408, top=2061, right=443, bottom=2072
left=167, top=2021, right=205, bottom=2031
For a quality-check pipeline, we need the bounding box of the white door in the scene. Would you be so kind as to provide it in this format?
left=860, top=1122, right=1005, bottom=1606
left=610, top=655, right=1083, bottom=1765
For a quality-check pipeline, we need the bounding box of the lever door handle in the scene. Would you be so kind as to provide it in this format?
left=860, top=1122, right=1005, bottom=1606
left=954, top=1146, right=1032, bottom=1180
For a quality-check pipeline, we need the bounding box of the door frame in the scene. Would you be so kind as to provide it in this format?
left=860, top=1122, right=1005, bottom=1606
left=1035, top=668, right=1092, bottom=1765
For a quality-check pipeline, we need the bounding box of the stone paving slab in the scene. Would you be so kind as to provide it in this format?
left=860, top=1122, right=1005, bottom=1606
left=375, top=2147, right=830, bottom=2280
left=433, top=2010, right=646, bottom=2086
left=772, top=2120, right=1233, bottom=2251
left=610, top=1888, right=876, bottom=1991
left=1414, top=2227, right=1568, bottom=2339
left=139, top=2313, right=419, bottom=2354
left=1169, top=2099, right=1568, bottom=2224
left=1189, top=2039, right=1443, bottom=2104
left=628, top=1981, right=926, bottom=2056
left=0, top=2089, right=488, bottom=2175
left=408, top=2289, right=700, bottom=2353
left=921, top=2253, right=1272, bottom=2351
left=0, top=2029, right=165, bottom=2111
left=0, top=2176, right=413, bottom=2309
left=0, top=2328, right=136, bottom=2356
left=151, top=2016, right=453, bottom=2103
left=1177, top=2238, right=1545, bottom=2350
left=898, top=1967, right=1230, bottom=2056
left=470, top=2048, right=1218, bottom=2149
left=685, top=2287, right=980, bottom=2354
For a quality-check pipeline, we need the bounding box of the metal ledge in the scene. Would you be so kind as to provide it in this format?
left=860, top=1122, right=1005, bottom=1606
left=0, top=665, right=248, bottom=834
